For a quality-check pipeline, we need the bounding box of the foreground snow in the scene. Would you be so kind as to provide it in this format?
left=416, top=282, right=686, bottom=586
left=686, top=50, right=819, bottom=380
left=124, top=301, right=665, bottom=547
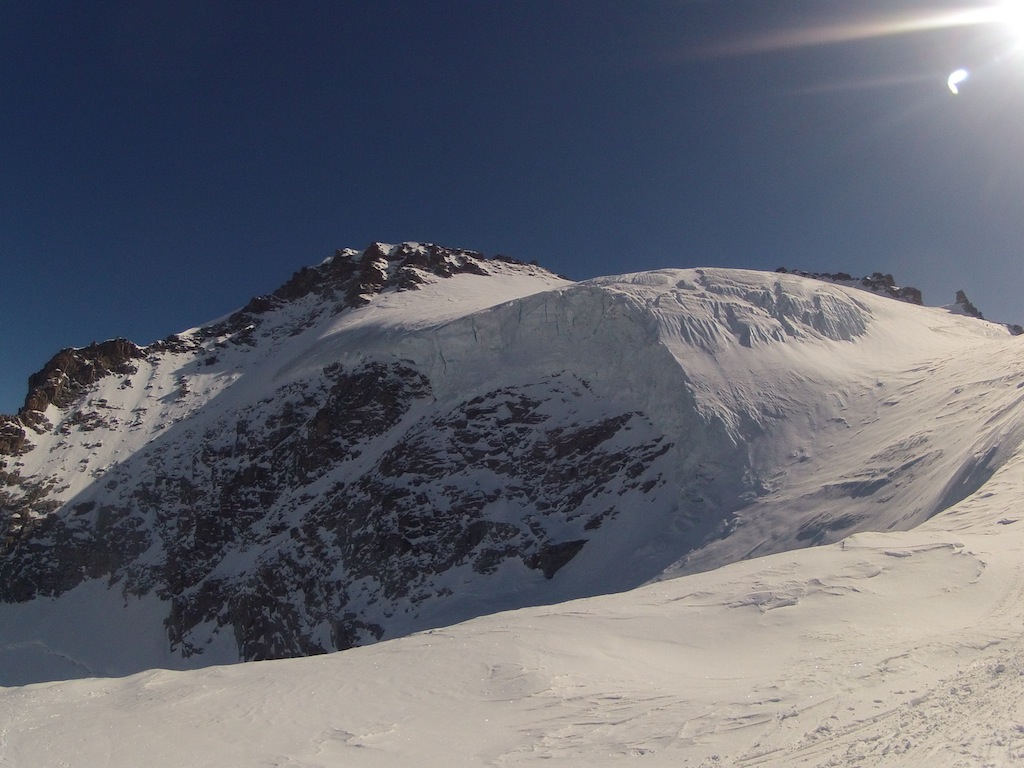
left=5, top=470, right=1024, bottom=767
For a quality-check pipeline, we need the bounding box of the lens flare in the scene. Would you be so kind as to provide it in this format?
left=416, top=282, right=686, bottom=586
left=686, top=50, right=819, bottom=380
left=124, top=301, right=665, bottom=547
left=947, top=68, right=969, bottom=94
left=692, top=4, right=1024, bottom=58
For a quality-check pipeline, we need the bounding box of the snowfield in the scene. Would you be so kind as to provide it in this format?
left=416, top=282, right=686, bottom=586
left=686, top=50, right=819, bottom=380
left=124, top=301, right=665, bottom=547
left=4, top=503, right=1024, bottom=767
left=4, top=256, right=1024, bottom=766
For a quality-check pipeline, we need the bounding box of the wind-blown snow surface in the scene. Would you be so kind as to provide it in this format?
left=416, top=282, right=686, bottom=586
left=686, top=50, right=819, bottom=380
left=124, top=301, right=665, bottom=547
left=5, top=498, right=1024, bottom=767
left=6, top=257, right=1024, bottom=764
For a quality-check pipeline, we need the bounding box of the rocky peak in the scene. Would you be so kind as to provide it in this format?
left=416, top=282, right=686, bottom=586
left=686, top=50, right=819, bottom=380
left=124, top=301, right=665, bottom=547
left=954, top=289, right=984, bottom=320
left=947, top=290, right=1022, bottom=335
left=199, top=242, right=552, bottom=344
left=345, top=242, right=491, bottom=304
left=269, top=242, right=541, bottom=309
left=3, top=243, right=555, bottom=435
left=15, top=339, right=145, bottom=431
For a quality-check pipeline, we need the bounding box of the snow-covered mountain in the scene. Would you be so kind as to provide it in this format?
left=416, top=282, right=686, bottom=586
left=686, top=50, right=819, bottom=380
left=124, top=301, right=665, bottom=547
left=2, top=242, right=1022, bottom=692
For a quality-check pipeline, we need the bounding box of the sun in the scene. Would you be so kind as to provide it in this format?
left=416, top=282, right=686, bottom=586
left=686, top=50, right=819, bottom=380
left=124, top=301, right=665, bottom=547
left=994, top=1, right=1024, bottom=41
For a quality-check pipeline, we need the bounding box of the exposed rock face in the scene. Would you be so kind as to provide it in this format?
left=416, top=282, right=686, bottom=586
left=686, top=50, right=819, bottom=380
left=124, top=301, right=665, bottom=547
left=955, top=289, right=984, bottom=320
left=20, top=339, right=145, bottom=421
left=0, top=417, right=27, bottom=455
left=0, top=360, right=670, bottom=660
left=775, top=268, right=923, bottom=305
left=268, top=242, right=492, bottom=307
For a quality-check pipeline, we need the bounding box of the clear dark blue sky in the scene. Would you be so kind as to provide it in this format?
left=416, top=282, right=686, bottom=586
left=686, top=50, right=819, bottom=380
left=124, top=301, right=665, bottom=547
left=3, top=1, right=1024, bottom=413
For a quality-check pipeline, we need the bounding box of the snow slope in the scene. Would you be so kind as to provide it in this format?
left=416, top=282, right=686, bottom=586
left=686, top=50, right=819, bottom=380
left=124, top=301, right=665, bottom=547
left=4, top=476, right=1024, bottom=767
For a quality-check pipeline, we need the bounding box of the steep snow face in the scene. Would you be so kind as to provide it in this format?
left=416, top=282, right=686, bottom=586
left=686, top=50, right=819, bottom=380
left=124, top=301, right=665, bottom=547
left=582, top=268, right=1024, bottom=575
left=401, top=266, right=1024, bottom=583
left=2, top=253, right=1022, bottom=683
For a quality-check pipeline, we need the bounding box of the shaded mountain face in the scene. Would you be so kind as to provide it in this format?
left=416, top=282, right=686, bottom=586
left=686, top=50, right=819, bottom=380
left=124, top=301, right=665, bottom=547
left=2, top=244, right=1022, bottom=678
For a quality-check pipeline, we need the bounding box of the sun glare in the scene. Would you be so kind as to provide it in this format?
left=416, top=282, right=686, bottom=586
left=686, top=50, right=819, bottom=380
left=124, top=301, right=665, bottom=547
left=997, top=2, right=1024, bottom=40
left=692, top=3, right=1024, bottom=59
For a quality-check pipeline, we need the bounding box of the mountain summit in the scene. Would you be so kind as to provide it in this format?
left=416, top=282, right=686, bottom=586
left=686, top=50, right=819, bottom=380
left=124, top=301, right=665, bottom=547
left=1, top=244, right=1020, bottom=683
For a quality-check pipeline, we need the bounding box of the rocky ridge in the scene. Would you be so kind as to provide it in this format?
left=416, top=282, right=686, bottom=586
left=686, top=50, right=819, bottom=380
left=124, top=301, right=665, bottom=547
left=3, top=243, right=544, bottom=440
left=774, top=268, right=924, bottom=305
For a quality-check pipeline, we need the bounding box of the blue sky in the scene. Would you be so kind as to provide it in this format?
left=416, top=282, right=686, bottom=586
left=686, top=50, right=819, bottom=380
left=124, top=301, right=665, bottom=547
left=3, top=1, right=1024, bottom=414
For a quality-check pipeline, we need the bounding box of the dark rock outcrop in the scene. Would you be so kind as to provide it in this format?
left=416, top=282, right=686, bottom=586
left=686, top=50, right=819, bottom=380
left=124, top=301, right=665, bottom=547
left=0, top=417, right=27, bottom=455
left=775, top=268, right=923, bottom=306
left=954, top=289, right=984, bottom=320
left=23, top=338, right=145, bottom=413
left=14, top=339, right=146, bottom=435
left=194, top=242, right=521, bottom=346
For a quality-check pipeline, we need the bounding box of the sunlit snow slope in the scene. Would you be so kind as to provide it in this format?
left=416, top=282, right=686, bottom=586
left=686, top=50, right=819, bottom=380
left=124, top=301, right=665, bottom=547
left=5, top=482, right=1024, bottom=767
left=2, top=246, right=1022, bottom=694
